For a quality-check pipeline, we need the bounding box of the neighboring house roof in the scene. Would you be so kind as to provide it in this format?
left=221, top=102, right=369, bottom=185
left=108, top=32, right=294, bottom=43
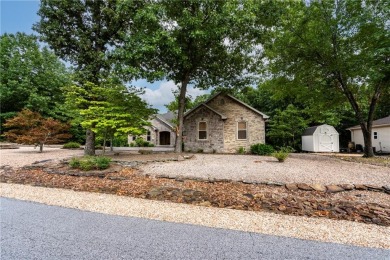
left=347, top=115, right=390, bottom=130
left=184, top=92, right=269, bottom=119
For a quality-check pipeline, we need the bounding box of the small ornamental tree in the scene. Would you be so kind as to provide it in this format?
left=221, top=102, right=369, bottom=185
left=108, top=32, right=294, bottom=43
left=65, top=82, right=156, bottom=154
left=4, top=109, right=71, bottom=152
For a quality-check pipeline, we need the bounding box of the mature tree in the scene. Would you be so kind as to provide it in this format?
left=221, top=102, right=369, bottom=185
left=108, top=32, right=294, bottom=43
left=0, top=33, right=70, bottom=131
left=34, top=0, right=143, bottom=155
left=4, top=109, right=71, bottom=152
left=119, top=0, right=275, bottom=152
left=265, top=0, right=390, bottom=157
left=267, top=105, right=308, bottom=150
left=65, top=82, right=156, bottom=154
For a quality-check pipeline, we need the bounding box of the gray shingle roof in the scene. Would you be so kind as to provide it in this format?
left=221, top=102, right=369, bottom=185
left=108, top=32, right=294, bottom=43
left=302, top=126, right=319, bottom=136
left=347, top=115, right=390, bottom=130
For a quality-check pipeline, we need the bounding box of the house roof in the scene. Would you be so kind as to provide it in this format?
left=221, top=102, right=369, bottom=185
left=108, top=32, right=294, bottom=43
left=347, top=115, right=390, bottom=130
left=154, top=111, right=176, bottom=129
left=184, top=92, right=269, bottom=119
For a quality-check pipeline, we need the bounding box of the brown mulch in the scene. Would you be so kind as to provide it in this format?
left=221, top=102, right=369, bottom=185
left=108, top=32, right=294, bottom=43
left=1, top=162, right=389, bottom=227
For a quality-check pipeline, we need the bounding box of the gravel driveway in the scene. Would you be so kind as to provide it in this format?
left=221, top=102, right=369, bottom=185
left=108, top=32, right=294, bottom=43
left=141, top=154, right=390, bottom=186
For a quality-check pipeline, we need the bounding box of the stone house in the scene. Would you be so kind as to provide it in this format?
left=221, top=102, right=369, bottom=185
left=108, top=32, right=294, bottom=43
left=128, top=111, right=176, bottom=146
left=183, top=93, right=269, bottom=153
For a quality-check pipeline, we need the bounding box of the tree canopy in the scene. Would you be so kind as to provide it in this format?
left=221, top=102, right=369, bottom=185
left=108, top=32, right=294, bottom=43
left=263, top=0, right=390, bottom=157
left=33, top=0, right=144, bottom=155
left=65, top=82, right=156, bottom=153
left=4, top=109, right=71, bottom=152
left=118, top=0, right=275, bottom=152
left=0, top=32, right=70, bottom=131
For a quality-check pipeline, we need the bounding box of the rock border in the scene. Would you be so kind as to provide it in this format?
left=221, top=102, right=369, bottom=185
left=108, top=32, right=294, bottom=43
left=153, top=175, right=390, bottom=195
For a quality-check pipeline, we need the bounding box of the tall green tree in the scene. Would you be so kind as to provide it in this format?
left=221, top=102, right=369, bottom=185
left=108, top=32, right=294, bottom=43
left=0, top=33, right=70, bottom=132
left=119, top=0, right=275, bottom=152
left=34, top=0, right=143, bottom=155
left=65, top=82, right=156, bottom=154
left=264, top=0, right=390, bottom=157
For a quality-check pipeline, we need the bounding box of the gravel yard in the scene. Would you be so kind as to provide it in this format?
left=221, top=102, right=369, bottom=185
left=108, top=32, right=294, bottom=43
left=0, top=146, right=85, bottom=168
left=141, top=153, right=390, bottom=186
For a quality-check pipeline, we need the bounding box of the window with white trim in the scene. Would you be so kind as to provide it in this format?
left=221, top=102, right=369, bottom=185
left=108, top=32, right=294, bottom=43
left=198, top=121, right=207, bottom=140
left=374, top=132, right=378, bottom=139
left=237, top=121, right=247, bottom=140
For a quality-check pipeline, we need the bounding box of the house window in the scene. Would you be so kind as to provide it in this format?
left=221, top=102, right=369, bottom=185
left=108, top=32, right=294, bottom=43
left=147, top=131, right=151, bottom=141
left=237, top=121, right=247, bottom=140
left=198, top=121, right=207, bottom=140
left=132, top=136, right=136, bottom=141
left=374, top=132, right=378, bottom=139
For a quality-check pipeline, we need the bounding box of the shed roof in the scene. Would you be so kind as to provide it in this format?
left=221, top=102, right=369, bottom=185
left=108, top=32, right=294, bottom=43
left=302, top=126, right=318, bottom=136
left=302, top=124, right=338, bottom=136
left=347, top=115, right=390, bottom=130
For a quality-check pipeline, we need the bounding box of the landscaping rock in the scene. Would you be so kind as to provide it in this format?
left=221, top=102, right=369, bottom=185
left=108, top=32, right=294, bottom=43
left=340, top=184, right=355, bottom=190
left=297, top=183, right=313, bottom=191
left=177, top=155, right=185, bottom=161
left=365, top=185, right=383, bottom=192
left=266, top=181, right=285, bottom=186
left=326, top=185, right=344, bottom=193
left=285, top=183, right=298, bottom=191
left=355, top=184, right=368, bottom=190
left=310, top=184, right=327, bottom=192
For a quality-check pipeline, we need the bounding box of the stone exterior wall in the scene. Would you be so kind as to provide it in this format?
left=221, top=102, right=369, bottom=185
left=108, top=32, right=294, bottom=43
left=207, top=95, right=265, bottom=153
left=128, top=117, right=176, bottom=147
left=183, top=94, right=266, bottom=153
left=183, top=106, right=224, bottom=153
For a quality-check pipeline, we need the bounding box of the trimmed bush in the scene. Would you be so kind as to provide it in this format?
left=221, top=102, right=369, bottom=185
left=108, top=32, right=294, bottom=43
left=250, top=143, right=274, bottom=155
left=63, top=142, right=81, bottom=149
left=68, top=156, right=111, bottom=171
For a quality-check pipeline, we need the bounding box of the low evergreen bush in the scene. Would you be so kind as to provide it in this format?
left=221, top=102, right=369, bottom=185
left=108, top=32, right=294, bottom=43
left=69, top=156, right=111, bottom=171
left=250, top=143, right=274, bottom=155
left=63, top=142, right=81, bottom=149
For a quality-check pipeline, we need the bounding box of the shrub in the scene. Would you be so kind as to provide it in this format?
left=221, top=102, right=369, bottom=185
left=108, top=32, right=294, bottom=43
left=271, top=149, right=290, bottom=162
left=68, top=156, right=111, bottom=171
left=237, top=147, right=246, bottom=154
left=250, top=143, right=274, bottom=155
left=197, top=148, right=204, bottom=153
left=63, top=142, right=81, bottom=149
left=69, top=157, right=80, bottom=168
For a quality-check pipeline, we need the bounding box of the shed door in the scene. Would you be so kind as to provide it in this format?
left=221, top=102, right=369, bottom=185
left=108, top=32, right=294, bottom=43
left=319, top=134, right=336, bottom=152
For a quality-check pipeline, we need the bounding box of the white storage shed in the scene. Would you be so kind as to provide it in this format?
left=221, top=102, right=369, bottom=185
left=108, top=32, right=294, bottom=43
left=302, top=124, right=339, bottom=152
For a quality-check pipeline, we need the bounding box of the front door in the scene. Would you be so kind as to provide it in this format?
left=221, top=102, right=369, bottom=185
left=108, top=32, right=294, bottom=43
left=159, top=131, right=171, bottom=145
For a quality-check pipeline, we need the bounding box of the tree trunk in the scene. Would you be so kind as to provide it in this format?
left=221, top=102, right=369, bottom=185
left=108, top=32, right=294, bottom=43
left=102, top=130, right=107, bottom=155
left=361, top=126, right=374, bottom=157
left=175, top=77, right=189, bottom=153
left=39, top=143, right=43, bottom=153
left=85, top=129, right=95, bottom=156
left=110, top=134, right=114, bottom=152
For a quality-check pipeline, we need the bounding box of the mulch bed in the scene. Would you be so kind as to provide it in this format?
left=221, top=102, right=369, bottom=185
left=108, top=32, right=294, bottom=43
left=1, top=162, right=389, bottom=226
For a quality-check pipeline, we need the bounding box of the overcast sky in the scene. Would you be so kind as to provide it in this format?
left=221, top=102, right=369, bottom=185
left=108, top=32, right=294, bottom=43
left=0, top=0, right=207, bottom=113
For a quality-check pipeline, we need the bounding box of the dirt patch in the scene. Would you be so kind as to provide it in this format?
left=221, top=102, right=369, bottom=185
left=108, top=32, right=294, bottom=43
left=1, top=163, right=389, bottom=227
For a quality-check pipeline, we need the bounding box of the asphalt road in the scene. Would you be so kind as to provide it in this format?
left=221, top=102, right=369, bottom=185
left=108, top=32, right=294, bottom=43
left=1, top=198, right=389, bottom=260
